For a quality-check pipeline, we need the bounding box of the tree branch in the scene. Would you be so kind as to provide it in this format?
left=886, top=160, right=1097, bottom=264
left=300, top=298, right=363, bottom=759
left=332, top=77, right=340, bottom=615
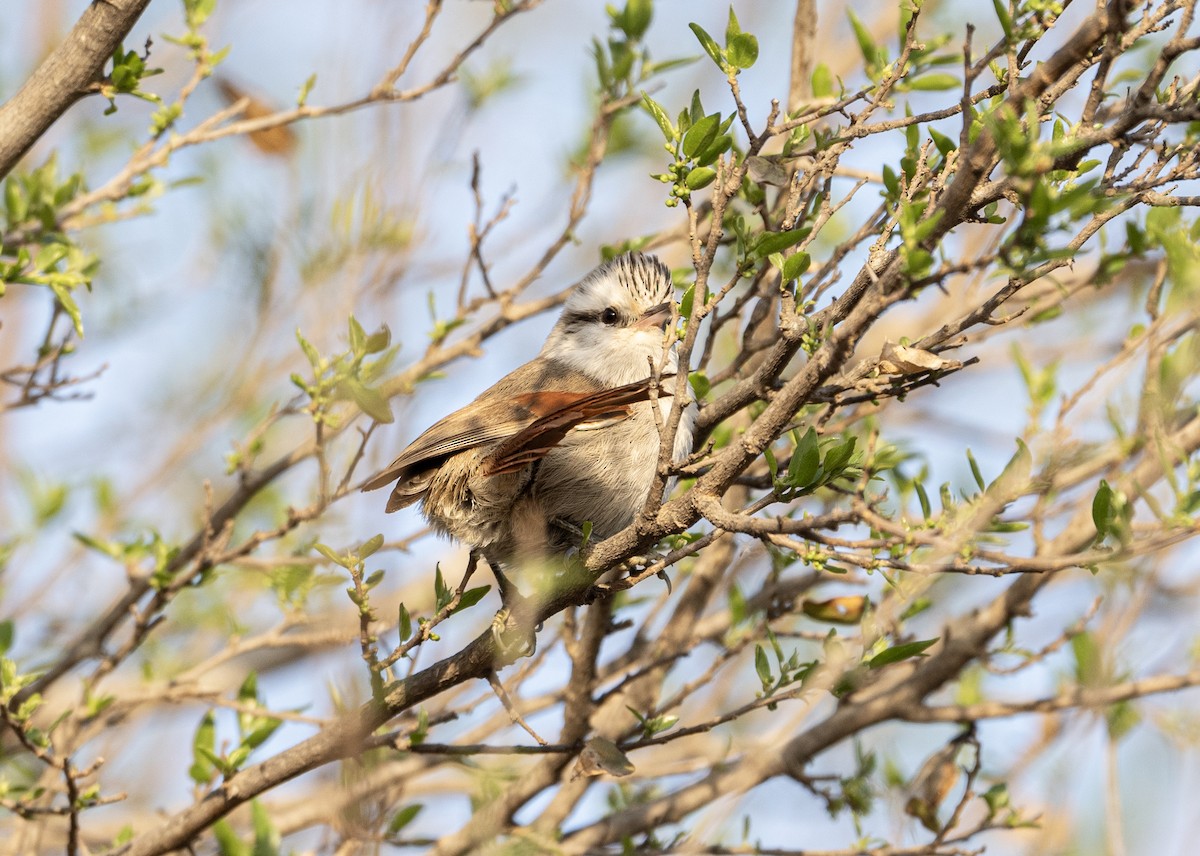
left=0, top=0, right=154, bottom=180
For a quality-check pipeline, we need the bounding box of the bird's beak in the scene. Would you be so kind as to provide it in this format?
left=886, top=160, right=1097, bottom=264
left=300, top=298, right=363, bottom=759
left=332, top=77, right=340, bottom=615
left=634, top=301, right=674, bottom=330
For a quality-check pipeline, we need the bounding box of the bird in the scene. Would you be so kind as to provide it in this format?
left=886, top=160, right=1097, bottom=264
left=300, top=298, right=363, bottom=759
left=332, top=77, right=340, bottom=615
left=361, top=252, right=695, bottom=605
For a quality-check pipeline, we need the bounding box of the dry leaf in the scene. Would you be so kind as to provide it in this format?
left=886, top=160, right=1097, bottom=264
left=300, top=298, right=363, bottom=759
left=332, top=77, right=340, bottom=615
left=878, top=340, right=963, bottom=375
left=573, top=736, right=634, bottom=780
left=215, top=77, right=297, bottom=157
left=802, top=595, right=868, bottom=624
left=746, top=155, right=790, bottom=187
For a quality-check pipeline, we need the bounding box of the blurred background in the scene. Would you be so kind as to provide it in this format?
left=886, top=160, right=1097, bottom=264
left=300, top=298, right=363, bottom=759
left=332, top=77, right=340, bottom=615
left=1, top=1, right=1198, bottom=853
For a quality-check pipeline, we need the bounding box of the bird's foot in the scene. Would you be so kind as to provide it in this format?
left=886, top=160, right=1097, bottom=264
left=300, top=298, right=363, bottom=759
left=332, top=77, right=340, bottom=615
left=491, top=594, right=538, bottom=662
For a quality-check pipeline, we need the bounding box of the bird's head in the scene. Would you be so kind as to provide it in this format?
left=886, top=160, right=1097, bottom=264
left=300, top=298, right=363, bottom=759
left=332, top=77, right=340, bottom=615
left=541, top=253, right=677, bottom=385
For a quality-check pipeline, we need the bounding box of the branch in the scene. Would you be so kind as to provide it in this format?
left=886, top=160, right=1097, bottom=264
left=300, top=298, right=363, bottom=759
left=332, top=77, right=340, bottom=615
left=0, top=0, right=154, bottom=179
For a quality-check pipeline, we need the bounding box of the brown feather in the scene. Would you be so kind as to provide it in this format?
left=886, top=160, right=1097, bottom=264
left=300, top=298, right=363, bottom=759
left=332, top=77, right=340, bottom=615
left=361, top=356, right=673, bottom=512
left=483, top=378, right=672, bottom=476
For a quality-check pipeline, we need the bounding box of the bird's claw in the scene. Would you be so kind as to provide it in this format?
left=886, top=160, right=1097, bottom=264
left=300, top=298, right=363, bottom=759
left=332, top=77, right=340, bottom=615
left=491, top=605, right=537, bottom=661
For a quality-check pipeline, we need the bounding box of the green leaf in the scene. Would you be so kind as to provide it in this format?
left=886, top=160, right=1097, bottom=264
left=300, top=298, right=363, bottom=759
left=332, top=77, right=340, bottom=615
left=359, top=533, right=385, bottom=559
left=907, top=72, right=960, bottom=91
left=753, top=227, right=809, bottom=259
left=296, top=329, right=321, bottom=371
left=685, top=166, right=717, bottom=190
left=398, top=602, right=412, bottom=641
left=914, top=480, right=931, bottom=520
left=787, top=427, right=821, bottom=488
left=689, top=22, right=726, bottom=72
left=782, top=251, right=811, bottom=282
left=682, top=113, right=719, bottom=158
left=640, top=92, right=676, bottom=141
left=387, top=803, right=424, bottom=836
left=694, top=134, right=732, bottom=167
left=966, top=448, right=985, bottom=491
left=882, top=164, right=899, bottom=198
left=0, top=620, right=12, bottom=657
left=348, top=316, right=367, bottom=354
left=991, top=0, right=1013, bottom=41
left=50, top=282, right=83, bottom=337
left=986, top=438, right=1031, bottom=501
left=213, top=819, right=250, bottom=856
left=251, top=799, right=281, bottom=856
left=811, top=63, right=833, bottom=98
left=847, top=9, right=879, bottom=68
left=340, top=378, right=394, bottom=423
left=726, top=33, right=759, bottom=70
left=314, top=542, right=346, bottom=567
left=822, top=436, right=857, bottom=477
left=1071, top=631, right=1102, bottom=686
left=1092, top=479, right=1114, bottom=541
left=619, top=0, right=653, bottom=39
left=451, top=585, right=491, bottom=614
left=434, top=565, right=451, bottom=612
left=184, top=0, right=217, bottom=29
left=242, top=717, right=282, bottom=751
left=868, top=637, right=939, bottom=668
left=929, top=127, right=956, bottom=157
left=189, top=712, right=217, bottom=785
left=754, top=643, right=772, bottom=689
left=297, top=73, right=317, bottom=107
left=725, top=5, right=742, bottom=40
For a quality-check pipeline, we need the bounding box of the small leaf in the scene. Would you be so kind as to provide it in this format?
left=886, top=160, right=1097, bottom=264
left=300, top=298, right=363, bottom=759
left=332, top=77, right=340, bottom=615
left=726, top=33, right=759, bottom=70
left=868, top=637, right=939, bottom=668
left=341, top=378, right=394, bottom=423
left=359, top=534, right=385, bottom=559
left=991, top=0, right=1014, bottom=41
left=914, top=480, right=931, bottom=520
left=782, top=251, right=811, bottom=282
left=907, top=72, right=960, bottom=91
left=929, top=128, right=956, bottom=157
left=242, top=717, right=282, bottom=750
left=811, top=63, right=834, bottom=98
left=364, top=324, right=391, bottom=354
left=296, top=329, right=321, bottom=371
left=387, top=804, right=424, bottom=835
left=822, top=436, right=857, bottom=478
left=754, top=227, right=809, bottom=259
left=576, top=736, right=634, bottom=777
left=966, top=449, right=986, bottom=491
left=802, top=596, right=867, bottom=624
left=348, top=316, right=367, bottom=354
left=787, top=428, right=820, bottom=488
left=189, top=712, right=217, bottom=785
left=754, top=643, right=772, bottom=689
left=314, top=543, right=346, bottom=567
left=640, top=92, right=676, bottom=141
left=451, top=585, right=491, bottom=614
left=682, top=113, right=719, bottom=158
left=688, top=22, right=726, bottom=71
left=398, top=603, right=412, bottom=641
left=1092, top=479, right=1114, bottom=541
left=685, top=166, right=717, bottom=190
left=725, top=6, right=742, bottom=41
left=847, top=9, right=879, bottom=68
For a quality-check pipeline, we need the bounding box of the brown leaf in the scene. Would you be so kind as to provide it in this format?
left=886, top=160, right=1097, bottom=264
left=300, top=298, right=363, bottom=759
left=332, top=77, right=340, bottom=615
left=573, top=736, right=634, bottom=780
left=215, top=77, right=297, bottom=157
left=878, top=341, right=963, bottom=375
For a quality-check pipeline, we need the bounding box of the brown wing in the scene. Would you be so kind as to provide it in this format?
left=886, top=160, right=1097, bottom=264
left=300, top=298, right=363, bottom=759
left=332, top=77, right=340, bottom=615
left=483, top=378, right=672, bottom=476
left=361, top=388, right=625, bottom=510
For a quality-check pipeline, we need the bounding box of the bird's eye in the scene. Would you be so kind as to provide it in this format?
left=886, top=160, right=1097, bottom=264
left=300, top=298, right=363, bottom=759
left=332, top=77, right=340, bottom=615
left=600, top=307, right=619, bottom=325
